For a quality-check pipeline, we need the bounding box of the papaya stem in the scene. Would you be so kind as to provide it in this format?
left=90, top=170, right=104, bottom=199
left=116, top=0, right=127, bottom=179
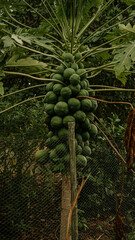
left=0, top=84, right=47, bottom=99
left=88, top=88, right=135, bottom=92
left=77, top=95, right=134, bottom=110
left=3, top=71, right=65, bottom=84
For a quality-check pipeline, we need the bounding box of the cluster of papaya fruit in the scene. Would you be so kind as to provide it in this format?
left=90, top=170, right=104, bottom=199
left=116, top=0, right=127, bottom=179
left=35, top=52, right=98, bottom=172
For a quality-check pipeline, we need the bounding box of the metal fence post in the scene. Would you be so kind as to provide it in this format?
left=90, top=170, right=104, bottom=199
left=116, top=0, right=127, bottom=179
left=68, top=122, right=78, bottom=240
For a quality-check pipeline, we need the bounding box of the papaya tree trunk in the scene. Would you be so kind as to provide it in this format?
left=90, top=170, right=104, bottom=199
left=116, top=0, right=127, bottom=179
left=68, top=122, right=78, bottom=240
left=60, top=174, right=71, bottom=240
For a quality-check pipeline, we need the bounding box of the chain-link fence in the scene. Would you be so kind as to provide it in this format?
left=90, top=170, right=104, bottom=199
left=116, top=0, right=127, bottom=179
left=0, top=129, right=135, bottom=240
left=78, top=139, right=135, bottom=240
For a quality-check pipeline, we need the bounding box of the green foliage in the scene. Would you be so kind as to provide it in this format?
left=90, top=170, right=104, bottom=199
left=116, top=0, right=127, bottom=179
left=127, top=232, right=135, bottom=240
left=78, top=209, right=88, bottom=230
left=2, top=36, right=15, bottom=48
left=6, top=56, right=48, bottom=73
left=113, top=41, right=135, bottom=78
left=0, top=88, right=47, bottom=138
left=120, top=0, right=135, bottom=5
left=55, top=0, right=103, bottom=27
left=119, top=23, right=135, bottom=34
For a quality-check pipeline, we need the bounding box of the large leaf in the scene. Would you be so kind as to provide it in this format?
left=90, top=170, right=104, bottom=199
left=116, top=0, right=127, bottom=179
left=6, top=56, right=48, bottom=72
left=116, top=72, right=130, bottom=85
left=11, top=33, right=55, bottom=52
left=119, top=23, right=135, bottom=34
left=113, top=41, right=135, bottom=77
left=2, top=36, right=15, bottom=48
left=33, top=39, right=54, bottom=52
left=11, top=34, right=23, bottom=45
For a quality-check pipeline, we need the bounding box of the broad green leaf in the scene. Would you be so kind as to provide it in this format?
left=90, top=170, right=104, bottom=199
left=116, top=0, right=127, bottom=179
left=18, top=35, right=32, bottom=44
left=11, top=33, right=55, bottom=52
left=96, top=51, right=111, bottom=60
left=2, top=36, right=15, bottom=48
left=119, top=23, right=135, bottom=34
left=33, top=40, right=54, bottom=52
left=116, top=72, right=130, bottom=85
left=6, top=54, right=20, bottom=65
left=11, top=34, right=23, bottom=45
left=113, top=41, right=135, bottom=77
left=0, top=82, right=4, bottom=95
left=6, top=57, right=48, bottom=72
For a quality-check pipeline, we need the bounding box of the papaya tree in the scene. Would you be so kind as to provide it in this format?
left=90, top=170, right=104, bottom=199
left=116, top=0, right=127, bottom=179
left=0, top=0, right=135, bottom=239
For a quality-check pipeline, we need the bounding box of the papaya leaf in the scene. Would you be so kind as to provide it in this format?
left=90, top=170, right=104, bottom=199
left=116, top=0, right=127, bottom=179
left=11, top=34, right=23, bottom=45
left=5, top=54, right=20, bottom=65
left=2, top=36, right=15, bottom=48
left=6, top=57, right=48, bottom=73
left=11, top=33, right=55, bottom=52
left=113, top=41, right=135, bottom=77
left=18, top=35, right=32, bottom=44
left=116, top=72, right=130, bottom=85
left=119, top=23, right=135, bottom=34
left=0, top=82, right=4, bottom=95
left=96, top=51, right=111, bottom=61
left=33, top=39, right=54, bottom=52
